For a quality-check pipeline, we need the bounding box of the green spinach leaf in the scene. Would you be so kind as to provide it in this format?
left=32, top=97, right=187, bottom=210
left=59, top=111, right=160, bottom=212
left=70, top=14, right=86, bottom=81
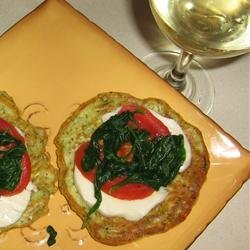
left=46, top=225, right=57, bottom=246
left=0, top=132, right=26, bottom=191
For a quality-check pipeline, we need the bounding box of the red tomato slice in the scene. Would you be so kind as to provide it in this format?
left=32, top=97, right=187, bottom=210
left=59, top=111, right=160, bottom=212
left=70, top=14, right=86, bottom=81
left=75, top=143, right=154, bottom=200
left=0, top=153, right=31, bottom=196
left=119, top=104, right=170, bottom=137
left=0, top=117, right=31, bottom=196
left=0, top=117, right=24, bottom=142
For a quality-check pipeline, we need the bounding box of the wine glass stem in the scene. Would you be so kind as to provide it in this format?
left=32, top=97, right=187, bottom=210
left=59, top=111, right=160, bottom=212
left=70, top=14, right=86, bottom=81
left=164, top=50, right=194, bottom=91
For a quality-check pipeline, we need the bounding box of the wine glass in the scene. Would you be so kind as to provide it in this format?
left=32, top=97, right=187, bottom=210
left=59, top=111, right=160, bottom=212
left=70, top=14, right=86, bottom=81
left=144, top=0, right=250, bottom=114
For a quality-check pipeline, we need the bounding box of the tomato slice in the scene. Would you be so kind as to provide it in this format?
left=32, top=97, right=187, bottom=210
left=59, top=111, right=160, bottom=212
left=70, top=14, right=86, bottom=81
left=0, top=117, right=31, bottom=196
left=75, top=143, right=154, bottom=200
left=119, top=104, right=170, bottom=137
left=0, top=117, right=24, bottom=142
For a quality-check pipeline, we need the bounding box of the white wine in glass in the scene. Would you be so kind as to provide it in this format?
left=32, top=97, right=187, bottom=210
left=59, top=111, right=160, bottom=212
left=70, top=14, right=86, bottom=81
left=145, top=0, right=250, bottom=113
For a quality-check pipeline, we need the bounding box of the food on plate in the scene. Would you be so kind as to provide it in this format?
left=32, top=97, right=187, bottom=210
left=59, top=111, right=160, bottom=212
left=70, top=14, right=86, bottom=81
left=0, top=91, right=57, bottom=233
left=55, top=92, right=209, bottom=245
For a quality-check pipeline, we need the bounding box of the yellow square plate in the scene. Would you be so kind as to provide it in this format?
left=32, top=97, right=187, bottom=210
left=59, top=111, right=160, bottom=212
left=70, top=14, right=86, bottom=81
left=0, top=1, right=249, bottom=249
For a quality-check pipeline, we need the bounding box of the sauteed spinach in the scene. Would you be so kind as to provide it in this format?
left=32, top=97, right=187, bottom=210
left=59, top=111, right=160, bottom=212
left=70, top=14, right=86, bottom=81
left=82, top=110, right=185, bottom=220
left=0, top=132, right=26, bottom=191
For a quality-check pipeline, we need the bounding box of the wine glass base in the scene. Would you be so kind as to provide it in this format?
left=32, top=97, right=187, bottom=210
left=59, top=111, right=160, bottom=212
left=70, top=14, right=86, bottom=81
left=142, top=52, right=215, bottom=114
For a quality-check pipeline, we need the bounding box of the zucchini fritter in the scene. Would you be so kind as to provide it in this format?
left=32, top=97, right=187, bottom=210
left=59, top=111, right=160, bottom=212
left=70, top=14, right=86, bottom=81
left=55, top=92, right=209, bottom=245
left=0, top=91, right=57, bottom=233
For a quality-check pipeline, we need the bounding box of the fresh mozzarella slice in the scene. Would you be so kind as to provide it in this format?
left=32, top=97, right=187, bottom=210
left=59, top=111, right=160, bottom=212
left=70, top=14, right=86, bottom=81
left=0, top=182, right=35, bottom=227
left=74, top=168, right=167, bottom=221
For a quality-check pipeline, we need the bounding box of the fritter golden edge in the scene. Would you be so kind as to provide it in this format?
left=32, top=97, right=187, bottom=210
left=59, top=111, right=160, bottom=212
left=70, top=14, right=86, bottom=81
left=54, top=92, right=209, bottom=246
left=0, top=91, right=57, bottom=234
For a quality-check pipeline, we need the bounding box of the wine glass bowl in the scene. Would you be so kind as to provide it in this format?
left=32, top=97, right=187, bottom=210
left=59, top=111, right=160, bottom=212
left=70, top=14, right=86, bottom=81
left=145, top=0, right=250, bottom=114
left=151, top=0, right=250, bottom=57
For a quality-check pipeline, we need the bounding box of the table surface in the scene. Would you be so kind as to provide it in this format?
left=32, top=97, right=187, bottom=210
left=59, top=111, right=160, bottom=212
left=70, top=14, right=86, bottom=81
left=0, top=1, right=249, bottom=249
